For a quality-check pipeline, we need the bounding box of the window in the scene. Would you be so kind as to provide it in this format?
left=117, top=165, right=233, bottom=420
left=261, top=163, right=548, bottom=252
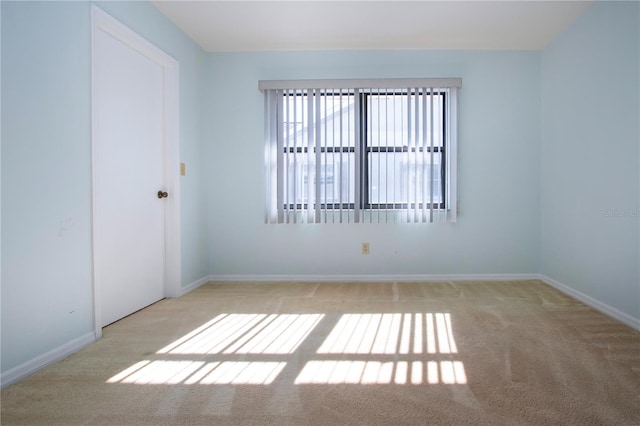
left=262, top=79, right=460, bottom=224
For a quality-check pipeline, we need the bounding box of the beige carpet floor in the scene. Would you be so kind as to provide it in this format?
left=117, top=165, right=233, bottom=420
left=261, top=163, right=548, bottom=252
left=1, top=280, right=639, bottom=425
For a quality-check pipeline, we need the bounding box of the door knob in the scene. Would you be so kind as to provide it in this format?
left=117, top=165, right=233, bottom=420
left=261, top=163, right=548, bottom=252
left=157, top=191, right=168, bottom=199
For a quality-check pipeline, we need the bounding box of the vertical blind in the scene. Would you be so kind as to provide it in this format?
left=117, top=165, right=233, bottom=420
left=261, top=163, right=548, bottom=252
left=261, top=79, right=460, bottom=224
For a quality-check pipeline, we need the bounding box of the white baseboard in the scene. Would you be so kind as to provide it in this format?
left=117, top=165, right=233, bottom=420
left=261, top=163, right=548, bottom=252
left=207, top=273, right=541, bottom=282
left=178, top=275, right=212, bottom=297
left=539, top=274, right=640, bottom=331
left=1, top=332, right=96, bottom=389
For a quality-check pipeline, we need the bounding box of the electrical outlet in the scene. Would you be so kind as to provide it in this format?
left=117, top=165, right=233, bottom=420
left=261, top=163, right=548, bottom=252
left=362, top=242, right=370, bottom=254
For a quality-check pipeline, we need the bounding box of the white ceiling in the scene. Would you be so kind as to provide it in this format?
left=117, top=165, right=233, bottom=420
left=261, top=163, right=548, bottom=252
left=151, top=1, right=593, bottom=52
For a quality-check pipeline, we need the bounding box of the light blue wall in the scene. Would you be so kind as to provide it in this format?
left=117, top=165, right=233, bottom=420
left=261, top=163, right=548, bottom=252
left=1, top=1, right=207, bottom=374
left=2, top=0, right=94, bottom=376
left=203, top=51, right=541, bottom=276
left=541, top=1, right=639, bottom=320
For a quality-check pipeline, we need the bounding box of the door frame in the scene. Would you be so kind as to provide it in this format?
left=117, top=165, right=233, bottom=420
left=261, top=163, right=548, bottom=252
left=90, top=5, right=181, bottom=338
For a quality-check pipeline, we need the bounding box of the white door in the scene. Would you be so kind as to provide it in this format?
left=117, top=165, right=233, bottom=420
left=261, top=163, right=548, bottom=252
left=94, top=17, right=168, bottom=327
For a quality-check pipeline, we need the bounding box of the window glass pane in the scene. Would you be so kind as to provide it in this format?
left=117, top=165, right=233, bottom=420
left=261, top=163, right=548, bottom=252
left=368, top=92, right=444, bottom=148
left=319, top=93, right=356, bottom=148
left=368, top=153, right=443, bottom=206
left=320, top=153, right=355, bottom=205
left=285, top=153, right=355, bottom=207
left=283, top=92, right=308, bottom=149
left=282, top=92, right=356, bottom=150
left=283, top=151, right=304, bottom=207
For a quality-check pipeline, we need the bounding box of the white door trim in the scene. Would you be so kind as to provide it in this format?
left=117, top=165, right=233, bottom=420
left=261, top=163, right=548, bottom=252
left=91, top=5, right=181, bottom=339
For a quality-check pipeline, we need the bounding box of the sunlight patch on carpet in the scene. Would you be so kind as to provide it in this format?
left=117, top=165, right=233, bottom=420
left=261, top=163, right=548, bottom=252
left=157, top=313, right=324, bottom=355
left=107, top=311, right=467, bottom=386
left=107, top=361, right=286, bottom=385
left=297, top=312, right=467, bottom=385
left=317, top=313, right=458, bottom=354
left=294, top=360, right=466, bottom=385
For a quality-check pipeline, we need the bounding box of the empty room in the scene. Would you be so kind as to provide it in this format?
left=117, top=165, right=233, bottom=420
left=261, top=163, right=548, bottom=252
left=1, top=0, right=638, bottom=424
